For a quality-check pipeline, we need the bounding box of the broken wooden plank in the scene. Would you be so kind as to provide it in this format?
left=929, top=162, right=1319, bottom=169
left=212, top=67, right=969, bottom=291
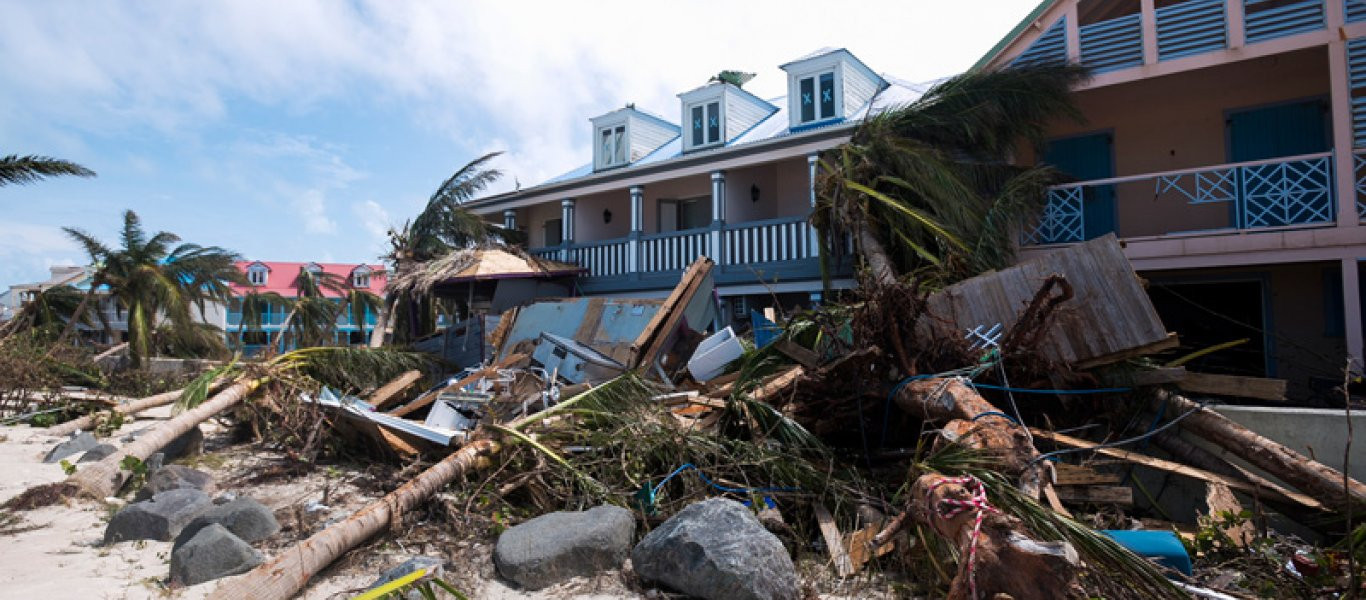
left=1053, top=463, right=1121, bottom=486
left=845, top=522, right=895, bottom=573
left=774, top=339, right=821, bottom=370
left=376, top=427, right=421, bottom=458
left=813, top=504, right=854, bottom=577
left=1073, top=333, right=1180, bottom=370
left=368, top=370, right=424, bottom=411
left=1177, top=372, right=1286, bottom=402
left=1102, top=366, right=1187, bottom=387
left=1204, top=482, right=1253, bottom=547
left=1042, top=484, right=1073, bottom=517
left=749, top=366, right=805, bottom=403
left=1054, top=486, right=1133, bottom=505
left=389, top=352, right=528, bottom=418
left=631, top=258, right=713, bottom=369
left=1030, top=428, right=1324, bottom=511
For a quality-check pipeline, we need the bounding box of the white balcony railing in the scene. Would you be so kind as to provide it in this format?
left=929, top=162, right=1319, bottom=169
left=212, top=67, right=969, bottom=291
left=641, top=229, right=711, bottom=273
left=1027, top=151, right=1335, bottom=245
left=722, top=216, right=817, bottom=265
left=567, top=238, right=630, bottom=277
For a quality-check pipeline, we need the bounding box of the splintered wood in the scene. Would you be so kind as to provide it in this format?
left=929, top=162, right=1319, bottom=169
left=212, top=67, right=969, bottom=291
left=916, top=234, right=1171, bottom=368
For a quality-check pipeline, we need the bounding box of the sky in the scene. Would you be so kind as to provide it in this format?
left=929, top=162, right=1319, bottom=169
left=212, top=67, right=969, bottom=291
left=0, top=0, right=1034, bottom=289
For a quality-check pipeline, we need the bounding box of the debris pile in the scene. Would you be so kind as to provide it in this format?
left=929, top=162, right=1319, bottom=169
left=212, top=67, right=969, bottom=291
left=3, top=236, right=1364, bottom=599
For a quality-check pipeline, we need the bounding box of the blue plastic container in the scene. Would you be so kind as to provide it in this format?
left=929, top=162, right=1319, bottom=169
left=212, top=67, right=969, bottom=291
left=1099, top=529, right=1192, bottom=576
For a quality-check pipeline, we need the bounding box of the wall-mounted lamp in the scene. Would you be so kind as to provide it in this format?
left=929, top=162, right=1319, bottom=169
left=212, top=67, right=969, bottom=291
left=603, top=208, right=613, bottom=224
left=750, top=184, right=760, bottom=203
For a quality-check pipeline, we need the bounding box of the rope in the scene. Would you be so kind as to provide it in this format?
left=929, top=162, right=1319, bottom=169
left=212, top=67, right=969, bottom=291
left=925, top=474, right=998, bottom=600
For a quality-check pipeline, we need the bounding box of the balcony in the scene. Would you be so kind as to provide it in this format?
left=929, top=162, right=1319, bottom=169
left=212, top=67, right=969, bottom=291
left=1027, top=151, right=1336, bottom=245
left=529, top=215, right=824, bottom=289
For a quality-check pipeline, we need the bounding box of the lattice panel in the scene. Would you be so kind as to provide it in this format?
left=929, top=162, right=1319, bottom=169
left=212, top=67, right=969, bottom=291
left=1239, top=156, right=1333, bottom=228
left=1025, top=187, right=1085, bottom=244
left=1156, top=168, right=1236, bottom=204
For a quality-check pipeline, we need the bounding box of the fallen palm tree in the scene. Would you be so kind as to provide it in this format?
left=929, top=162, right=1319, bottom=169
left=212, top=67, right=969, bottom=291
left=209, top=374, right=652, bottom=600
left=45, top=378, right=225, bottom=437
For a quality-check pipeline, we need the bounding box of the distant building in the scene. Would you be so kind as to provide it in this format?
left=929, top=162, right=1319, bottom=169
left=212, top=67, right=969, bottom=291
left=216, top=261, right=387, bottom=354
left=464, top=47, right=931, bottom=322
left=1, top=265, right=128, bottom=343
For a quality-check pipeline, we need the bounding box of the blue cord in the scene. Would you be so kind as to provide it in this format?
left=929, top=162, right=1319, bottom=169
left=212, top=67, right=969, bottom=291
left=652, top=463, right=800, bottom=497
left=971, top=410, right=1020, bottom=425
left=966, top=382, right=1131, bottom=395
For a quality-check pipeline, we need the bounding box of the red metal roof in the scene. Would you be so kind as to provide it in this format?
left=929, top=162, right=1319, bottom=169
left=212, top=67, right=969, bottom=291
left=229, top=261, right=387, bottom=298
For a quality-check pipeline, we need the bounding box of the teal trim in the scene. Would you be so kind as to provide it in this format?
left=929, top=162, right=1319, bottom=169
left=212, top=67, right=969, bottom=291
left=1044, top=131, right=1116, bottom=240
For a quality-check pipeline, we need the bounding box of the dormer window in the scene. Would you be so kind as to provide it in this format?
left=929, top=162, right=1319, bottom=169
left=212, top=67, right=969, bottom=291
left=799, top=72, right=836, bottom=124
left=599, top=125, right=627, bottom=167
left=246, top=264, right=269, bottom=286
left=689, top=101, right=721, bottom=147
left=352, top=266, right=371, bottom=288
left=305, top=263, right=323, bottom=275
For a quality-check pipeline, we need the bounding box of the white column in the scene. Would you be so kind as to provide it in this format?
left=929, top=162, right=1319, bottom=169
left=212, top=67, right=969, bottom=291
left=629, top=185, right=643, bottom=274
left=1140, top=0, right=1158, bottom=65
left=1226, top=0, right=1245, bottom=49
left=503, top=209, right=516, bottom=231
left=560, top=198, right=575, bottom=262
left=808, top=154, right=820, bottom=257
left=1064, top=3, right=1081, bottom=62
left=1345, top=258, right=1363, bottom=372
left=1330, top=36, right=1359, bottom=227
left=710, top=171, right=726, bottom=263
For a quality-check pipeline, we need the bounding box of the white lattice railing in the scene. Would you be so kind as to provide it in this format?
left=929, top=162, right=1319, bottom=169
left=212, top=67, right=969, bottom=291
left=641, top=229, right=710, bottom=273
left=722, top=216, right=816, bottom=265
left=1027, top=151, right=1335, bottom=244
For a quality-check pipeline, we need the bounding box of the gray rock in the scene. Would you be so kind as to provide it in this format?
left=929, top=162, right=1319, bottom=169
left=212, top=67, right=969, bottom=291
left=44, top=431, right=97, bottom=463
left=104, top=488, right=212, bottom=544
left=173, top=497, right=280, bottom=550
left=134, top=464, right=216, bottom=502
left=494, top=504, right=635, bottom=590
left=162, top=426, right=204, bottom=461
left=78, top=443, right=118, bottom=463
left=144, top=452, right=164, bottom=472
left=170, top=523, right=263, bottom=586
left=369, top=556, right=445, bottom=595
left=631, top=498, right=798, bottom=600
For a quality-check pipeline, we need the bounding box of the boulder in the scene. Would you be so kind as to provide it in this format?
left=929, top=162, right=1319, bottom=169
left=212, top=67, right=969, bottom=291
left=135, top=464, right=216, bottom=502
left=368, top=556, right=445, bottom=593
left=494, top=504, right=635, bottom=590
left=631, top=498, right=798, bottom=600
left=173, top=497, right=280, bottom=550
left=170, top=523, right=263, bottom=586
left=44, top=431, right=97, bottom=463
left=162, top=425, right=204, bottom=461
left=104, top=488, right=212, bottom=544
left=78, top=443, right=118, bottom=463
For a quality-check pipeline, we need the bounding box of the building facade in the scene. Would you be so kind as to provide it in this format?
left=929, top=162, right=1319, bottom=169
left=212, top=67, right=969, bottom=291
left=982, top=0, right=1366, bottom=397
left=218, top=261, right=387, bottom=354
left=465, top=48, right=929, bottom=320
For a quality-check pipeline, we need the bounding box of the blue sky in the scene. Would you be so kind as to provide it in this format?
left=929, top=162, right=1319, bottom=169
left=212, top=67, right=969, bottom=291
left=0, top=0, right=1032, bottom=288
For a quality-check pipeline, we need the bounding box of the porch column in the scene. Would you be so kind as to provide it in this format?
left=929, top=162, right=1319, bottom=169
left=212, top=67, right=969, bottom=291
left=560, top=198, right=575, bottom=262
left=711, top=171, right=726, bottom=264
left=1139, top=0, right=1157, bottom=65
left=1064, top=3, right=1081, bottom=62
left=1226, top=0, right=1245, bottom=49
left=1345, top=258, right=1363, bottom=373
left=629, top=185, right=643, bottom=274
left=503, top=209, right=516, bottom=231
left=808, top=153, right=820, bottom=257
left=1328, top=13, right=1359, bottom=227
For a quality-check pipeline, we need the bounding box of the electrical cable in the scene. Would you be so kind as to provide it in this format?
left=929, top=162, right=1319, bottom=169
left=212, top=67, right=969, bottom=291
left=652, top=463, right=800, bottom=497
left=1027, top=399, right=1208, bottom=467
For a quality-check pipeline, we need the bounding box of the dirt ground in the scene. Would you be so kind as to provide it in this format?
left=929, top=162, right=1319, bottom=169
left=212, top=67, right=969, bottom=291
left=0, top=408, right=901, bottom=599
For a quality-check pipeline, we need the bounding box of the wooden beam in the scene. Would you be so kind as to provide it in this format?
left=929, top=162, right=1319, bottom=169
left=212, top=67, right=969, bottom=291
left=388, top=352, right=528, bottom=418
left=367, top=370, right=424, bottom=411
left=1054, top=486, right=1133, bottom=505
left=813, top=504, right=854, bottom=577
left=633, top=258, right=714, bottom=372
left=1031, top=428, right=1324, bottom=511
left=1053, top=463, right=1121, bottom=486
left=1102, top=366, right=1187, bottom=387
left=1177, top=372, right=1287, bottom=402
left=1074, top=332, right=1180, bottom=370
left=774, top=339, right=821, bottom=369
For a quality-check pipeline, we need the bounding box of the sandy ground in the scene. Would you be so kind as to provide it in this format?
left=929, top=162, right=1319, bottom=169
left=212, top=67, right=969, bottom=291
left=0, top=409, right=899, bottom=599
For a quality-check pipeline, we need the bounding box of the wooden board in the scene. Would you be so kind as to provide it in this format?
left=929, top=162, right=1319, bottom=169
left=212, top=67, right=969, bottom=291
left=1055, top=486, right=1133, bottom=505
left=845, top=522, right=895, bottom=572
left=917, top=234, right=1172, bottom=368
left=631, top=258, right=712, bottom=365
left=1053, top=463, right=1121, bottom=486
left=1178, top=372, right=1287, bottom=402
left=1102, top=367, right=1187, bottom=387
left=388, top=352, right=528, bottom=418
left=813, top=504, right=854, bottom=577
left=368, top=370, right=424, bottom=411
left=1031, top=428, right=1324, bottom=511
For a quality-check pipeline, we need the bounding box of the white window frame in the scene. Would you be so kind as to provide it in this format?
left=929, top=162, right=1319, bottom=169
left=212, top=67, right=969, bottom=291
left=598, top=123, right=628, bottom=168
left=796, top=70, right=838, bottom=125
left=685, top=100, right=723, bottom=149
left=247, top=266, right=268, bottom=286
left=351, top=268, right=371, bottom=288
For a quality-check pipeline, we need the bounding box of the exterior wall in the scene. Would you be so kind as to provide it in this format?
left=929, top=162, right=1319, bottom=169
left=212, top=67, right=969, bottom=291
left=639, top=174, right=710, bottom=234
left=527, top=202, right=562, bottom=247
left=574, top=189, right=631, bottom=242
left=723, top=86, right=776, bottom=140
left=1143, top=261, right=1347, bottom=398
left=627, top=113, right=679, bottom=162
left=1027, top=47, right=1330, bottom=237
left=722, top=157, right=811, bottom=222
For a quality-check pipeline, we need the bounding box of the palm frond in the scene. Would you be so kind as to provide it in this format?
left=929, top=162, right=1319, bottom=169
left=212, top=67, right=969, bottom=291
left=0, top=154, right=95, bottom=186
left=268, top=346, right=435, bottom=393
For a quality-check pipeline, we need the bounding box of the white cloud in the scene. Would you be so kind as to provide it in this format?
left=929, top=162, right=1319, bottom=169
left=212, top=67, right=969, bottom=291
left=0, top=222, right=84, bottom=288
left=293, top=189, right=338, bottom=234
left=352, top=199, right=393, bottom=246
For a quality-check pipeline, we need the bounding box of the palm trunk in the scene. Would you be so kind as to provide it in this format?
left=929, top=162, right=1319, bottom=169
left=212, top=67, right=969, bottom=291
left=367, top=297, right=393, bottom=348
left=47, top=387, right=185, bottom=437
left=47, top=285, right=98, bottom=354
left=857, top=223, right=898, bottom=288
left=1159, top=390, right=1366, bottom=512
left=271, top=306, right=298, bottom=354
left=207, top=438, right=500, bottom=600
left=65, top=378, right=260, bottom=499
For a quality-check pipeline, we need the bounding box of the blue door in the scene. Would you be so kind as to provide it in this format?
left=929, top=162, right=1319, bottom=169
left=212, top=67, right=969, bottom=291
left=1045, top=133, right=1116, bottom=240
left=1227, top=99, right=1330, bottom=227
